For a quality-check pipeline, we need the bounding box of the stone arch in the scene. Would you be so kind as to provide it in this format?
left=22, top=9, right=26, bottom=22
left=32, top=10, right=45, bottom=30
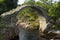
left=1, top=5, right=60, bottom=40
left=1, top=5, right=47, bottom=32
left=1, top=5, right=48, bottom=40
left=16, top=5, right=47, bottom=32
left=15, top=5, right=47, bottom=40
left=17, top=5, right=47, bottom=18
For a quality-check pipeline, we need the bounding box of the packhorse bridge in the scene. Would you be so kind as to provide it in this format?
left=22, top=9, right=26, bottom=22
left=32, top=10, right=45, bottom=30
left=1, top=5, right=60, bottom=40
left=1, top=5, right=47, bottom=32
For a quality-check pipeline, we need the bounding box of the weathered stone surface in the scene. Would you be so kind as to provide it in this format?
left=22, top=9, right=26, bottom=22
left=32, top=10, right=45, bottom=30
left=0, top=27, right=19, bottom=40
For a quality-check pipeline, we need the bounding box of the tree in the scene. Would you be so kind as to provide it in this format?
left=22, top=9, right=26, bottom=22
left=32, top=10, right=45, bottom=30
left=24, top=0, right=35, bottom=5
left=0, top=0, right=4, bottom=3
left=5, top=0, right=18, bottom=9
left=39, top=0, right=52, bottom=4
left=0, top=0, right=18, bottom=14
left=47, top=1, right=60, bottom=30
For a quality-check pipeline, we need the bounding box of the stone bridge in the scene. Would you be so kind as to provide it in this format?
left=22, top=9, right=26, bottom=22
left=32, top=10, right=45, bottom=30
left=1, top=5, right=47, bottom=32
left=1, top=5, right=60, bottom=40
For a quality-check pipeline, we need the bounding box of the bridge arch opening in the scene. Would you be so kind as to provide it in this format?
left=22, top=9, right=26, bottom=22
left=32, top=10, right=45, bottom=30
left=16, top=5, right=47, bottom=40
left=16, top=5, right=47, bottom=31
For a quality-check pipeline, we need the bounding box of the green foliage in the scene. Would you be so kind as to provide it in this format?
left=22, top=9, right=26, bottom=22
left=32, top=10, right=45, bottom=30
left=23, top=0, right=60, bottom=30
left=24, top=0, right=35, bottom=5
left=39, top=0, right=53, bottom=4
left=19, top=0, right=60, bottom=30
left=17, top=7, right=40, bottom=28
left=0, top=0, right=18, bottom=14
left=48, top=5, right=56, bottom=17
left=35, top=0, right=60, bottom=30
left=0, top=0, right=4, bottom=3
left=47, top=1, right=60, bottom=30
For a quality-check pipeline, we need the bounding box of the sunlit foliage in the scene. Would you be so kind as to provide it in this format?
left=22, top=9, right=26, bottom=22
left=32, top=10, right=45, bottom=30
left=17, top=7, right=40, bottom=28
